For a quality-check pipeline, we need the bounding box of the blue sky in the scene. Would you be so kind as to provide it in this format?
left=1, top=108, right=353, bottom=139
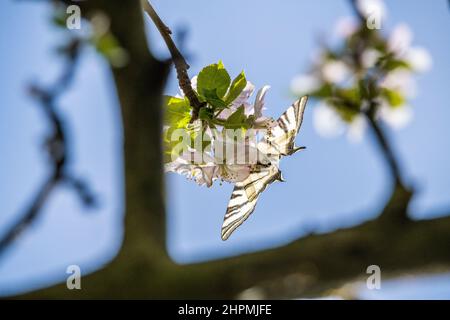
left=0, top=0, right=449, bottom=298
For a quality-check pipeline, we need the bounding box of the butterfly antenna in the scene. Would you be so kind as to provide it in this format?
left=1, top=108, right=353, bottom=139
left=290, top=146, right=306, bottom=155
left=276, top=172, right=286, bottom=182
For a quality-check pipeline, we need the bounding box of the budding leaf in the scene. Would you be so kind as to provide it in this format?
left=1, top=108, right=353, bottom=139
left=224, top=105, right=249, bottom=129
left=382, top=88, right=405, bottom=107
left=310, top=84, right=333, bottom=98
left=199, top=106, right=214, bottom=121
left=201, top=88, right=228, bottom=109
left=197, top=61, right=231, bottom=99
left=164, top=96, right=191, bottom=128
left=224, top=71, right=247, bottom=106
left=378, top=54, right=411, bottom=72
left=163, top=96, right=192, bottom=162
left=92, top=33, right=128, bottom=67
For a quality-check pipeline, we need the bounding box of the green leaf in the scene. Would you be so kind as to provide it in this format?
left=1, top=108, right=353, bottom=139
left=377, top=54, right=411, bottom=72
left=164, top=127, right=190, bottom=163
left=164, top=96, right=191, bottom=128
left=334, top=104, right=359, bottom=123
left=198, top=106, right=214, bottom=121
left=92, top=33, right=129, bottom=67
left=163, top=99, right=195, bottom=163
left=385, top=59, right=411, bottom=72
left=310, top=84, right=333, bottom=98
left=337, top=87, right=360, bottom=103
left=382, top=88, right=405, bottom=107
left=223, top=105, right=249, bottom=129
left=201, top=88, right=228, bottom=109
left=197, top=61, right=231, bottom=99
left=95, top=34, right=119, bottom=56
left=224, top=71, right=247, bottom=105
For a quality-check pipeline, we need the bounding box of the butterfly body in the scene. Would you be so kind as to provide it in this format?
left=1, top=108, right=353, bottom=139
left=221, top=96, right=308, bottom=240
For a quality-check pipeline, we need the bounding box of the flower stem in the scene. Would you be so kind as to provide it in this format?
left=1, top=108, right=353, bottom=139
left=142, top=0, right=203, bottom=121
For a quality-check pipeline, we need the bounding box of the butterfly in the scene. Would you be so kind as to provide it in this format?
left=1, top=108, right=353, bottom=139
left=221, top=96, right=308, bottom=240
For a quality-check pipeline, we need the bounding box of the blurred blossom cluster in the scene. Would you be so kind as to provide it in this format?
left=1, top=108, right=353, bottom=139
left=52, top=4, right=129, bottom=67
left=290, top=0, right=432, bottom=142
left=164, top=62, right=278, bottom=187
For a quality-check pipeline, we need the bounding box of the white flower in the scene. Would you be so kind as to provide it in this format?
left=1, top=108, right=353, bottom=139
left=361, top=48, right=381, bottom=69
left=290, top=74, right=321, bottom=96
left=381, top=69, right=416, bottom=98
left=388, top=24, right=433, bottom=73
left=334, top=17, right=358, bottom=38
left=165, top=145, right=254, bottom=187
left=219, top=84, right=277, bottom=129
left=180, top=77, right=276, bottom=128
left=356, top=0, right=387, bottom=20
left=321, top=60, right=350, bottom=84
left=167, top=76, right=280, bottom=187
left=377, top=102, right=413, bottom=129
left=346, top=115, right=367, bottom=143
left=404, top=47, right=433, bottom=72
left=252, top=86, right=278, bottom=129
left=218, top=164, right=251, bottom=183
left=313, top=102, right=366, bottom=143
left=165, top=150, right=219, bottom=187
left=230, top=81, right=256, bottom=113
left=388, top=23, right=413, bottom=56
left=217, top=81, right=255, bottom=119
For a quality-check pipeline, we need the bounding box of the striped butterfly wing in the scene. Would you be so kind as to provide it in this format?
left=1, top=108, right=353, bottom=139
left=267, top=96, right=308, bottom=156
left=221, top=165, right=280, bottom=240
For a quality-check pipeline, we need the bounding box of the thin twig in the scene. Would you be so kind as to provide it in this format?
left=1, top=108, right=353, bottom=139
left=0, top=38, right=96, bottom=260
left=142, top=0, right=203, bottom=121
left=365, top=103, right=405, bottom=188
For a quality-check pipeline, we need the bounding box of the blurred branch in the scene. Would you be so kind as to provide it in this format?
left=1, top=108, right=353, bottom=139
left=347, top=0, right=412, bottom=221
left=365, top=101, right=410, bottom=200
left=349, top=0, right=365, bottom=22
left=366, top=109, right=403, bottom=186
left=0, top=38, right=96, bottom=259
left=20, top=195, right=450, bottom=299
left=142, top=0, right=203, bottom=121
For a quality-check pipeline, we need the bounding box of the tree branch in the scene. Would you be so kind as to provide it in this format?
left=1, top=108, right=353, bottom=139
left=346, top=0, right=412, bottom=222
left=18, top=188, right=450, bottom=298
left=0, top=39, right=96, bottom=260
left=142, top=0, right=203, bottom=121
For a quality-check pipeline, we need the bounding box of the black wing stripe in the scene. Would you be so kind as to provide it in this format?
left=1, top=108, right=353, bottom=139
left=268, top=96, right=307, bottom=156
left=221, top=166, right=280, bottom=240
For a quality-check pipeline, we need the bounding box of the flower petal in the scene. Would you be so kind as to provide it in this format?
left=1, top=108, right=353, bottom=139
left=388, top=23, right=413, bottom=55
left=378, top=103, right=413, bottom=130
left=405, top=47, right=433, bottom=72
left=253, top=85, right=271, bottom=119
